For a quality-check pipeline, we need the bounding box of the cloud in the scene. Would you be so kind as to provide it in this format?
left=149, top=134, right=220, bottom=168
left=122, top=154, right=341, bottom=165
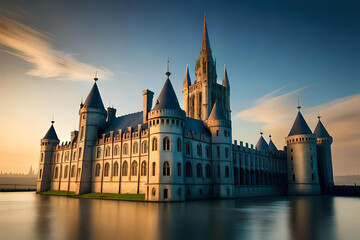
left=0, top=13, right=112, bottom=81
left=235, top=87, right=360, bottom=175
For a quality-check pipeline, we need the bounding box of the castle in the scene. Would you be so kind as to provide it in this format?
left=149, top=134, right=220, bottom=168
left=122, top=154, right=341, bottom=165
left=37, top=17, right=334, bottom=201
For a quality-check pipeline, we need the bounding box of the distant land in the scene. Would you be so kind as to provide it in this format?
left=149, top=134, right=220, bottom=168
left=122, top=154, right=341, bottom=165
left=334, top=175, right=360, bottom=186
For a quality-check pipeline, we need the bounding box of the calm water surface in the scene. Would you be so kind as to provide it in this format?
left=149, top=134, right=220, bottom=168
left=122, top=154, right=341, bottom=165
left=0, top=192, right=359, bottom=240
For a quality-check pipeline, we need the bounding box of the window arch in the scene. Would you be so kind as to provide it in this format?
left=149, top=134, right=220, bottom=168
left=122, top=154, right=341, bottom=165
left=73, top=151, right=77, bottom=160
left=95, top=163, right=101, bottom=177
left=205, top=164, right=211, bottom=178
left=197, top=144, right=202, bottom=157
left=196, top=163, right=202, bottom=178
left=186, top=162, right=192, bottom=177
left=186, top=142, right=192, bottom=155
left=163, top=137, right=171, bottom=151
left=122, top=161, right=128, bottom=176
left=177, top=138, right=181, bottom=152
left=225, top=166, right=230, bottom=178
left=177, top=163, right=181, bottom=176
left=96, top=147, right=102, bottom=158
left=64, top=165, right=68, bottom=178
left=133, top=142, right=139, bottom=154
left=114, top=145, right=119, bottom=156
left=71, top=165, right=75, bottom=177
left=54, top=167, right=58, bottom=179
left=141, top=161, right=147, bottom=176
left=123, top=143, right=129, bottom=155
left=113, top=162, right=119, bottom=176
left=104, top=162, right=110, bottom=176
left=152, top=138, right=158, bottom=151
left=105, top=146, right=111, bottom=157
left=152, top=162, right=156, bottom=176
left=206, top=146, right=210, bottom=158
left=131, top=161, right=138, bottom=176
left=142, top=141, right=148, bottom=153
left=163, top=161, right=170, bottom=176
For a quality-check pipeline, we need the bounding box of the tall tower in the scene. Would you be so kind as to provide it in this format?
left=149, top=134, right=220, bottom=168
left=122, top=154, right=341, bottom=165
left=75, top=77, right=107, bottom=194
left=285, top=107, right=321, bottom=195
left=206, top=103, right=234, bottom=198
left=314, top=116, right=334, bottom=190
left=37, top=120, right=60, bottom=192
left=183, top=16, right=231, bottom=121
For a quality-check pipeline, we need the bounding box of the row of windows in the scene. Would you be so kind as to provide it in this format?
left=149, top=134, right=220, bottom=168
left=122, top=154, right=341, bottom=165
left=287, top=137, right=316, bottom=144
left=52, top=150, right=80, bottom=163
left=149, top=118, right=184, bottom=127
left=53, top=165, right=78, bottom=179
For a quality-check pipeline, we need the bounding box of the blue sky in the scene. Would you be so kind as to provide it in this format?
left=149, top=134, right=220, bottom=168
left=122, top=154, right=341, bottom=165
left=0, top=0, right=359, bottom=175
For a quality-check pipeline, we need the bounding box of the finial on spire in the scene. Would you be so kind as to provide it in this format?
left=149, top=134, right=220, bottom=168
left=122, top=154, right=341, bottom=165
left=165, top=57, right=171, bottom=78
left=94, top=69, right=98, bottom=82
left=297, top=99, right=301, bottom=111
left=318, top=110, right=321, bottom=120
left=269, top=134, right=272, bottom=139
left=260, top=132, right=263, bottom=136
left=51, top=115, right=55, bottom=125
left=204, top=12, right=206, bottom=23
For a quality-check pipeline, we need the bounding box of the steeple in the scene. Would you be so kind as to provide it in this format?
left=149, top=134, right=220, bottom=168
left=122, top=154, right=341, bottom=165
left=222, top=65, right=230, bottom=89
left=288, top=108, right=312, bottom=136
left=314, top=116, right=331, bottom=138
left=152, top=71, right=181, bottom=111
left=208, top=102, right=226, bottom=120
left=183, top=64, right=191, bottom=88
left=43, top=120, right=59, bottom=140
left=255, top=132, right=269, bottom=151
left=200, top=14, right=213, bottom=62
left=83, top=77, right=106, bottom=111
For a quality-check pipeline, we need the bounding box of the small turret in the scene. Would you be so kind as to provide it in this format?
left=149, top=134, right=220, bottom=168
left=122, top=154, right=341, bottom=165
left=268, top=135, right=278, bottom=152
left=183, top=64, right=191, bottom=88
left=222, top=65, right=230, bottom=91
left=255, top=132, right=269, bottom=151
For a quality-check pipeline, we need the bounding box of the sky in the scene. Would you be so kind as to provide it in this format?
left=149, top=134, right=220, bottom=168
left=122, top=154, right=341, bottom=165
left=0, top=0, right=359, bottom=175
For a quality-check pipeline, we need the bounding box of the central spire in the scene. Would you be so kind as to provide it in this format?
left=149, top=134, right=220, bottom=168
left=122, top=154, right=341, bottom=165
left=201, top=14, right=213, bottom=62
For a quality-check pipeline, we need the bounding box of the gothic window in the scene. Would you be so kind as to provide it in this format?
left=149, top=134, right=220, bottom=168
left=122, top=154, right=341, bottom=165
left=177, top=163, right=181, bottom=176
left=163, top=137, right=171, bottom=151
left=39, top=169, right=42, bottom=179
left=197, top=144, right=202, bottom=157
left=216, top=130, right=219, bottom=136
left=206, top=146, right=210, bottom=158
left=71, top=165, right=75, bottom=178
left=113, top=162, right=119, bottom=176
left=133, top=142, right=139, bottom=154
left=95, top=163, right=101, bottom=177
left=105, top=146, right=111, bottom=157
left=163, top=161, right=170, bottom=176
left=123, top=143, right=128, bottom=155
left=292, top=174, right=296, bottom=182
left=41, top=153, right=44, bottom=162
left=152, top=188, right=156, bottom=196
left=225, top=166, right=230, bottom=178
left=96, top=147, right=101, bottom=158
left=141, top=161, right=147, bottom=176
left=65, top=152, right=69, bottom=161
left=79, top=148, right=82, bottom=159
left=152, top=162, right=156, bottom=176
left=122, top=161, right=128, bottom=176
left=142, top=141, right=148, bottom=153
left=114, top=145, right=119, bottom=156
left=73, top=151, right=77, bottom=160
left=131, top=161, right=138, bottom=176
left=177, top=138, right=181, bottom=152
left=64, top=165, right=68, bottom=178
left=186, top=162, right=192, bottom=177
left=164, top=189, right=168, bottom=199
left=225, top=148, right=229, bottom=158
left=186, top=142, right=192, bottom=155
left=152, top=138, right=158, bottom=151
left=217, top=146, right=220, bottom=158
left=55, top=167, right=58, bottom=179
left=196, top=163, right=202, bottom=178
left=80, top=126, right=84, bottom=140
left=57, top=153, right=60, bottom=163
left=104, top=163, right=110, bottom=177
left=206, top=164, right=211, bottom=178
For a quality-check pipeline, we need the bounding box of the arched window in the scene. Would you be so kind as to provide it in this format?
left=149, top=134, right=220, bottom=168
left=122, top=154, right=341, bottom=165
left=196, top=163, right=202, bottom=178
left=105, top=146, right=111, bottom=157
left=123, top=143, right=129, bottom=155
left=39, top=169, right=42, bottom=179
left=104, top=163, right=110, bottom=176
left=122, top=161, right=128, bottom=176
left=41, top=153, right=44, bottom=162
left=205, top=164, right=211, bottom=178
left=225, top=166, right=230, bottom=178
left=163, top=137, right=170, bottom=151
left=142, top=141, right=148, bottom=153
left=95, top=163, right=101, bottom=177
left=133, top=142, right=139, bottom=154
left=114, top=145, right=119, bottom=156
left=152, top=188, right=156, bottom=196
left=197, top=144, right=202, bottom=157
left=55, top=167, right=58, bottom=179
left=177, top=163, right=181, bottom=176
left=113, top=162, right=119, bottom=176
left=96, top=147, right=101, bottom=158
left=141, top=161, right=147, bottom=176
left=78, top=148, right=82, bottom=158
left=57, top=153, right=60, bottom=163
left=225, top=148, right=229, bottom=158
left=152, top=138, right=158, bottom=151
left=206, top=146, right=210, bottom=158
left=131, top=161, right=138, bottom=176
left=186, top=142, right=192, bottom=155
left=73, top=151, right=77, bottom=160
left=64, top=165, right=68, bottom=178
left=65, top=152, right=70, bottom=161
left=163, top=161, right=170, bottom=176
left=152, top=162, right=156, bottom=176
left=186, top=162, right=192, bottom=177
left=177, top=138, right=181, bottom=152
left=71, top=165, right=75, bottom=177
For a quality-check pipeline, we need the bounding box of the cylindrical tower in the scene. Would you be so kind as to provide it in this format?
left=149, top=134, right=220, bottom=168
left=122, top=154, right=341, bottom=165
left=148, top=71, right=186, bottom=201
left=286, top=107, right=321, bottom=195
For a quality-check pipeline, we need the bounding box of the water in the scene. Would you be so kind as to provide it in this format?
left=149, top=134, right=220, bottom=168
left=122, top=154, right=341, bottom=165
left=0, top=192, right=359, bottom=240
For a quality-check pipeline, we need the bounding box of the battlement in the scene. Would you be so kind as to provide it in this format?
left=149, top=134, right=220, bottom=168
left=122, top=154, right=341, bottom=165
left=232, top=140, right=285, bottom=159
left=53, top=140, right=77, bottom=151
left=95, top=127, right=149, bottom=145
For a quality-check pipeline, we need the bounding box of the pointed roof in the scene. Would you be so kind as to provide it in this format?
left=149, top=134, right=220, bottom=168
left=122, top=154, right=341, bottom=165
left=83, top=81, right=105, bottom=111
left=222, top=65, right=230, bottom=89
left=183, top=64, right=191, bottom=88
left=288, top=110, right=312, bottom=136
left=43, top=122, right=59, bottom=140
left=152, top=78, right=181, bottom=111
left=208, top=103, right=226, bottom=120
left=200, top=14, right=213, bottom=61
left=255, top=133, right=269, bottom=151
left=268, top=136, right=278, bottom=151
left=314, top=118, right=331, bottom=138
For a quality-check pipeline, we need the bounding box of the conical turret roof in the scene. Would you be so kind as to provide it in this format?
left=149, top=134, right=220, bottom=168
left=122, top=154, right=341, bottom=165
left=288, top=110, right=312, bottom=136
left=83, top=81, right=105, bottom=111
left=314, top=119, right=331, bottom=138
left=183, top=64, right=191, bottom=88
left=268, top=136, right=278, bottom=151
left=43, top=123, right=59, bottom=140
left=222, top=65, right=230, bottom=89
left=255, top=134, right=269, bottom=151
left=208, top=103, right=226, bottom=120
left=152, top=78, right=181, bottom=111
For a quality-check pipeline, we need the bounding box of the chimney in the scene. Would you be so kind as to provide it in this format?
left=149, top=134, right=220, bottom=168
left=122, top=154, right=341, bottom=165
left=107, top=107, right=116, bottom=123
left=143, top=89, right=154, bottom=123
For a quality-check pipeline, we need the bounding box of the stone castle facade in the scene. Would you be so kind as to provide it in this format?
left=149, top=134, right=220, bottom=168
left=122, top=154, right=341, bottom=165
left=37, top=17, right=334, bottom=201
